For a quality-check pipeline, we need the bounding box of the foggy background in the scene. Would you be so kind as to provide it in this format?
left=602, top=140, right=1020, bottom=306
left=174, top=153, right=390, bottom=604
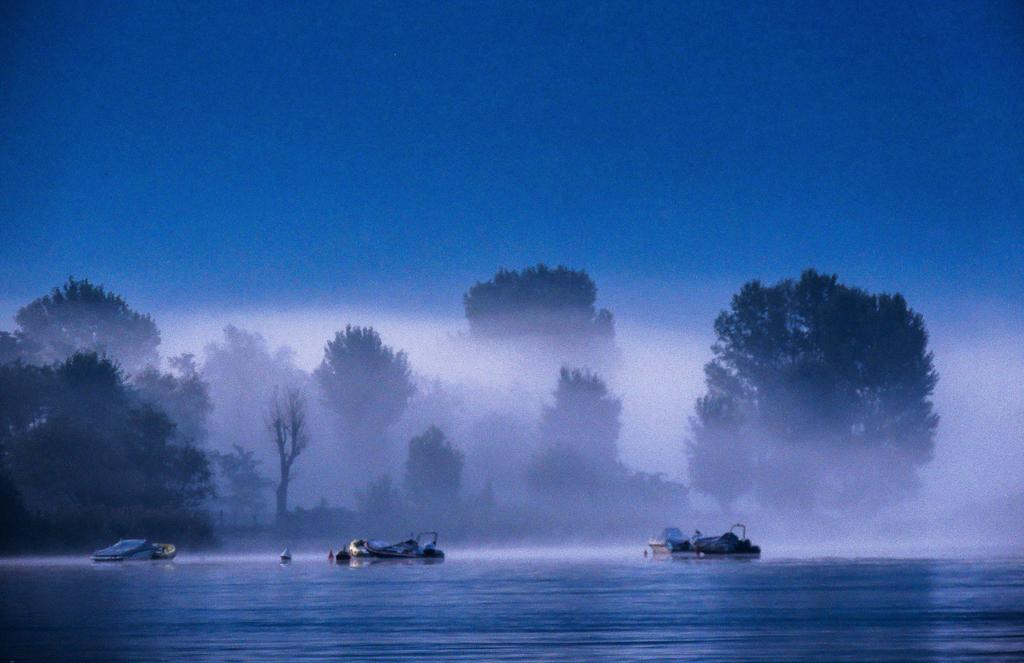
left=16, top=274, right=1006, bottom=548
left=2, top=1, right=1021, bottom=551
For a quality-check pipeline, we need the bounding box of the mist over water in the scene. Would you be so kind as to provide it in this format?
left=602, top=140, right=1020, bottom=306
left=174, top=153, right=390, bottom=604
left=153, top=295, right=1023, bottom=550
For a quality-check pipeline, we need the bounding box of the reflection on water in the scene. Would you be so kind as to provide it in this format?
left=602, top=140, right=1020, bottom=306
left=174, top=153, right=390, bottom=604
left=1, top=552, right=1022, bottom=660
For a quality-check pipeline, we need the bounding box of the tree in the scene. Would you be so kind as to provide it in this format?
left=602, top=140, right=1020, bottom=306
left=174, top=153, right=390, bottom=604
left=202, top=325, right=304, bottom=475
left=134, top=354, right=212, bottom=446
left=315, top=326, right=415, bottom=475
left=0, top=361, right=53, bottom=458
left=212, top=445, right=272, bottom=526
left=688, top=269, right=939, bottom=510
left=14, top=278, right=160, bottom=373
left=528, top=367, right=624, bottom=493
left=543, top=368, right=622, bottom=466
left=7, top=353, right=213, bottom=514
left=268, top=387, right=308, bottom=524
left=404, top=426, right=464, bottom=504
left=463, top=264, right=615, bottom=341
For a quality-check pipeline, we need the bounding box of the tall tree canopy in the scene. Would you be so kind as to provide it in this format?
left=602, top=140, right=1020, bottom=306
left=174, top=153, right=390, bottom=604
left=315, top=326, right=415, bottom=471
left=14, top=278, right=160, bottom=373
left=201, top=325, right=303, bottom=461
left=134, top=354, right=212, bottom=446
left=529, top=367, right=623, bottom=491
left=463, top=264, right=614, bottom=341
left=688, top=269, right=939, bottom=510
left=404, top=425, right=464, bottom=504
left=7, top=353, right=213, bottom=514
left=212, top=444, right=272, bottom=526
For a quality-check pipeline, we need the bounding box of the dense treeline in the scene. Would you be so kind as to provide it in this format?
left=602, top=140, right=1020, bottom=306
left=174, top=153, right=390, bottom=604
left=0, top=266, right=939, bottom=551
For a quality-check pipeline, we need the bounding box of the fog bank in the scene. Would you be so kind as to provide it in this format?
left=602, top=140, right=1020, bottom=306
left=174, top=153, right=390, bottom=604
left=155, top=302, right=1023, bottom=545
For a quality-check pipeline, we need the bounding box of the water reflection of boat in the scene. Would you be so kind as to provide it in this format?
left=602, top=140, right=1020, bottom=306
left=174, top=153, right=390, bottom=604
left=347, top=532, right=445, bottom=559
left=346, top=556, right=445, bottom=568
left=91, top=539, right=176, bottom=562
left=648, top=528, right=695, bottom=555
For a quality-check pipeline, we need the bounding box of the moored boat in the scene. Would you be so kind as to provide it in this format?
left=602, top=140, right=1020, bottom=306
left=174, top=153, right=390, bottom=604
left=691, top=524, right=760, bottom=556
left=347, top=532, right=444, bottom=559
left=91, top=539, right=176, bottom=562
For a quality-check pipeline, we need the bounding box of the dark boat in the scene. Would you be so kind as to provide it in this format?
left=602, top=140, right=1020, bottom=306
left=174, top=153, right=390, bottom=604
left=691, top=524, right=761, bottom=556
left=347, top=532, right=445, bottom=559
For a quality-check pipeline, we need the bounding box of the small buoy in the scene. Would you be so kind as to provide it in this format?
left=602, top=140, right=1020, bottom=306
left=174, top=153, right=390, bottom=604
left=280, top=547, right=292, bottom=562
left=643, top=548, right=648, bottom=558
left=328, top=549, right=335, bottom=563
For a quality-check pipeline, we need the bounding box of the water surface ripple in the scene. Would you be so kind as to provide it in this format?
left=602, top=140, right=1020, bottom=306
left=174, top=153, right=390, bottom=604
left=2, top=552, right=1022, bottom=661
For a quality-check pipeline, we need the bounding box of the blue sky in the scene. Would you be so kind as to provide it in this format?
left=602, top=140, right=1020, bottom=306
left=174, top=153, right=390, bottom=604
left=1, top=0, right=1021, bottom=324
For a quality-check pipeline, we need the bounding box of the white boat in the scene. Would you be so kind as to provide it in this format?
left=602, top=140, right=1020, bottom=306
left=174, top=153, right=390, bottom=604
left=91, top=539, right=176, bottom=562
left=347, top=532, right=444, bottom=559
left=648, top=527, right=695, bottom=554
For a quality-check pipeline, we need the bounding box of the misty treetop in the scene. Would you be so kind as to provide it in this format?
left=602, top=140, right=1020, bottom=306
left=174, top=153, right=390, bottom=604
left=688, top=269, right=939, bottom=510
left=134, top=354, right=212, bottom=447
left=212, top=444, right=272, bottom=527
left=464, top=264, right=615, bottom=341
left=12, top=277, right=160, bottom=374
left=404, top=425, right=465, bottom=503
left=539, top=367, right=622, bottom=470
left=316, top=325, right=415, bottom=446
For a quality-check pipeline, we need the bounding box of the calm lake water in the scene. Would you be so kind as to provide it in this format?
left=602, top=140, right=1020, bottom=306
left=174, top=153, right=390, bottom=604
left=1, top=549, right=1022, bottom=661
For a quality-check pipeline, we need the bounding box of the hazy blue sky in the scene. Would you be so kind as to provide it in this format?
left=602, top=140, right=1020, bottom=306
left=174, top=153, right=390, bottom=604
left=1, top=0, right=1021, bottom=323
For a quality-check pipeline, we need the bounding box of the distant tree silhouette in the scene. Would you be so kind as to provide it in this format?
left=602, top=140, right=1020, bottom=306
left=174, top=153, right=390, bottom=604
left=0, top=331, right=41, bottom=365
left=404, top=426, right=464, bottom=504
left=0, top=361, right=53, bottom=456
left=201, top=325, right=304, bottom=469
left=268, top=387, right=308, bottom=524
left=463, top=264, right=615, bottom=341
left=688, top=269, right=939, bottom=510
left=14, top=278, right=160, bottom=373
left=7, top=353, right=213, bottom=514
left=213, top=444, right=272, bottom=526
left=528, top=367, right=623, bottom=492
left=315, top=326, right=415, bottom=473
left=134, top=354, right=212, bottom=446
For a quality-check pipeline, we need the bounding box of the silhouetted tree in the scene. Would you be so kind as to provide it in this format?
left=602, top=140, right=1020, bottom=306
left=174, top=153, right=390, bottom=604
left=201, top=326, right=304, bottom=498
left=315, top=326, right=415, bottom=473
left=688, top=269, right=939, bottom=510
left=213, top=444, right=272, bottom=526
left=134, top=354, right=212, bottom=446
left=0, top=331, right=40, bottom=365
left=528, top=367, right=623, bottom=492
left=404, top=426, right=464, bottom=504
left=268, top=387, right=308, bottom=524
left=543, top=368, right=622, bottom=465
left=464, top=264, right=615, bottom=341
left=0, top=362, right=53, bottom=457
left=14, top=278, right=160, bottom=373
left=7, top=353, right=213, bottom=513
